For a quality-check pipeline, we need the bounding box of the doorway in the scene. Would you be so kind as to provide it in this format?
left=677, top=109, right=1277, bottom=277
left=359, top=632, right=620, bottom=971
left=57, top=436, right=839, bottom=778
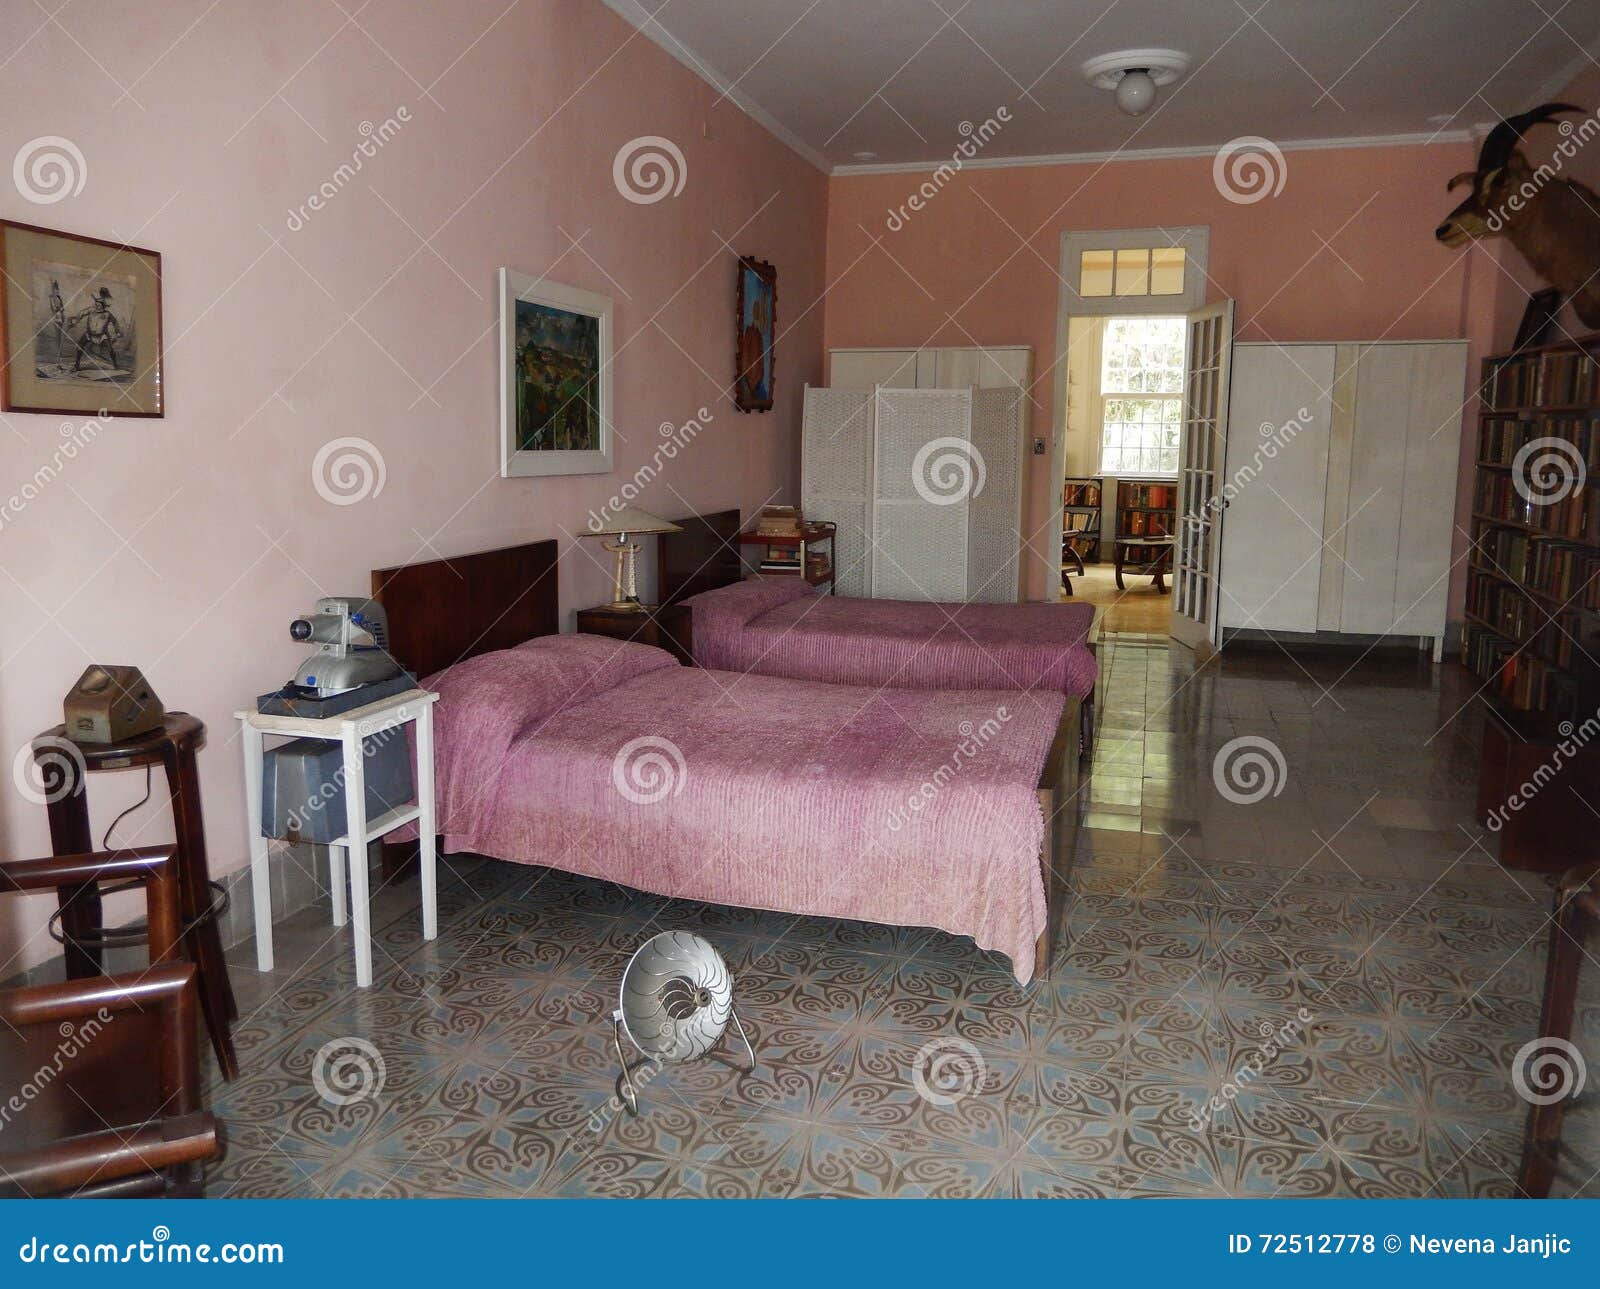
left=1058, top=313, right=1183, bottom=636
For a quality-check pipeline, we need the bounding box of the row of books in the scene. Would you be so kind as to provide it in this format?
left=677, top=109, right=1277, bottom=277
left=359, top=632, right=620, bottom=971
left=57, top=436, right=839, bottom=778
left=1470, top=521, right=1600, bottom=608
left=1473, top=471, right=1594, bottom=539
left=1063, top=478, right=1102, bottom=508
left=1117, top=482, right=1176, bottom=509
left=1119, top=512, right=1171, bottom=537
left=1462, top=623, right=1584, bottom=717
left=1486, top=348, right=1600, bottom=410
left=1465, top=571, right=1581, bottom=667
left=1477, top=416, right=1600, bottom=469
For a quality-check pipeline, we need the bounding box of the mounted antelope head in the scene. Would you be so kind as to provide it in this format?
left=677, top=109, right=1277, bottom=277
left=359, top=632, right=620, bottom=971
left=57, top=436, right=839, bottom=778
left=1436, top=103, right=1600, bottom=329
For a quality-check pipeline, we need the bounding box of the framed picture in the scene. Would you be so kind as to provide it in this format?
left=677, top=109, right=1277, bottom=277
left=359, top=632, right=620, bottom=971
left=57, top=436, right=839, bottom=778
left=734, top=255, right=776, bottom=413
left=0, top=220, right=163, bottom=417
left=499, top=268, right=613, bottom=477
left=1512, top=287, right=1563, bottom=353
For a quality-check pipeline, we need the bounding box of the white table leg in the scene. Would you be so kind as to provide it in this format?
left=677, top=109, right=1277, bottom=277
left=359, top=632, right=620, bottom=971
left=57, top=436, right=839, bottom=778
left=342, top=728, right=372, bottom=988
left=417, top=704, right=438, bottom=941
left=240, top=721, right=273, bottom=973
left=328, top=843, right=348, bottom=927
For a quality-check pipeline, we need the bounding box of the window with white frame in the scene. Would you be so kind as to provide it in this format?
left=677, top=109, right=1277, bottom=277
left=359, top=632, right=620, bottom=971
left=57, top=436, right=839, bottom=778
left=1098, top=316, right=1184, bottom=476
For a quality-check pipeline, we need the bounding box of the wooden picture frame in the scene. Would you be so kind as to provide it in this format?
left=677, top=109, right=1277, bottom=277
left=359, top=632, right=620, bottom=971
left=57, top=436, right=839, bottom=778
left=0, top=220, right=164, bottom=417
left=734, top=255, right=776, bottom=413
left=499, top=268, right=614, bottom=477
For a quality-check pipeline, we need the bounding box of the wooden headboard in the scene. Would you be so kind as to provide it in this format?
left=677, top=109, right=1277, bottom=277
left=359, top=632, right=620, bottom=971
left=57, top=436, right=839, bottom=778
left=371, top=539, right=559, bottom=678
left=658, top=508, right=744, bottom=605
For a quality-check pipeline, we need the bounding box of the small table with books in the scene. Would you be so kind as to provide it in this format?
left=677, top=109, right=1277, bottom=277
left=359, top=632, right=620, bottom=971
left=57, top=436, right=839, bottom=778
left=737, top=510, right=836, bottom=592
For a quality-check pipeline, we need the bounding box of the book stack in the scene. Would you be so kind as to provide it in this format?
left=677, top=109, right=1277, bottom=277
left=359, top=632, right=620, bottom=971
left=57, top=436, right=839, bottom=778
left=759, top=544, right=802, bottom=574
left=755, top=505, right=802, bottom=538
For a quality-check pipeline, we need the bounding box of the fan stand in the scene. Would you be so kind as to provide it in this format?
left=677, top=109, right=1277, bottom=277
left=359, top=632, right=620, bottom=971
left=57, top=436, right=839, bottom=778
left=611, top=1008, right=757, bottom=1116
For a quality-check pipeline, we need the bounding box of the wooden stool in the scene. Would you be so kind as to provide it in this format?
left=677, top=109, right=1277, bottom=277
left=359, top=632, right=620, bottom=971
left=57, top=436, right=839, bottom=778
left=31, top=714, right=239, bottom=1080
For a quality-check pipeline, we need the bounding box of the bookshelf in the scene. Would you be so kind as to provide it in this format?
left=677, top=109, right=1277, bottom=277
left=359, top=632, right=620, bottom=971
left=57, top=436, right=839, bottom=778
left=1062, top=475, right=1102, bottom=562
left=1116, top=481, right=1176, bottom=544
left=1464, top=335, right=1600, bottom=729
left=1467, top=333, right=1600, bottom=870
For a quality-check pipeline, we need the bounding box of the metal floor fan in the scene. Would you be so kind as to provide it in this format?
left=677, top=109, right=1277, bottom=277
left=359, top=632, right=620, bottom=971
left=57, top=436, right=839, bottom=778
left=612, top=931, right=755, bottom=1114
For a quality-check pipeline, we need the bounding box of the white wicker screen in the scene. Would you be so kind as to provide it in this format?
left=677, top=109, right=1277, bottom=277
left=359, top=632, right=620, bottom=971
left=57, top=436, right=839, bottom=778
left=800, top=386, right=875, bottom=596
left=966, top=387, right=1025, bottom=602
left=871, top=388, right=973, bottom=601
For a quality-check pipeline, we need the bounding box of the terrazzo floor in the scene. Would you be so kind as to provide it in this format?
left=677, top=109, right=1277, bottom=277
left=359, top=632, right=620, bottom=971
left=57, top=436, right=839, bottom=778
left=205, top=635, right=1600, bottom=1198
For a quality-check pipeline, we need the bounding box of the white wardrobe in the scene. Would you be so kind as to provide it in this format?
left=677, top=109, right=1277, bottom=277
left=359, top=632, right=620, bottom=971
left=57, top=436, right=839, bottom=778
left=1216, top=340, right=1467, bottom=658
left=802, top=378, right=1028, bottom=603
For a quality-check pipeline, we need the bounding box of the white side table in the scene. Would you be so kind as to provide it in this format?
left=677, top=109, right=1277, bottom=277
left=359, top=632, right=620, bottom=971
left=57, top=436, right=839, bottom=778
left=235, top=688, right=438, bottom=988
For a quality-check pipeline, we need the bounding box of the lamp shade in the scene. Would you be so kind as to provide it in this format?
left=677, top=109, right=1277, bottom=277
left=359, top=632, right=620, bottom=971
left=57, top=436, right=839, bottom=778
left=585, top=507, right=683, bottom=537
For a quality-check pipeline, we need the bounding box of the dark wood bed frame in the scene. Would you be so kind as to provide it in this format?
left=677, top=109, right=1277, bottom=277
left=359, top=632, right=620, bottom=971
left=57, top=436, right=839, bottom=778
left=371, top=535, right=1075, bottom=980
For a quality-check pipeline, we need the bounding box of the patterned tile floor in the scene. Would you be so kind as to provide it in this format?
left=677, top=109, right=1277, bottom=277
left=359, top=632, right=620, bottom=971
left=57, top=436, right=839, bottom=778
left=206, top=635, right=1600, bottom=1198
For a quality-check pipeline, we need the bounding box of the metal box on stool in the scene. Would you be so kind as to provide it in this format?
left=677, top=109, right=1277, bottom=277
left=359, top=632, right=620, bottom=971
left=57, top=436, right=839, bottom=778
left=260, top=730, right=414, bottom=843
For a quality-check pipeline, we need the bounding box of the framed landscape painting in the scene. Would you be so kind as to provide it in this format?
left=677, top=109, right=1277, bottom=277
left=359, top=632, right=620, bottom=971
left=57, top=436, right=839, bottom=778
left=0, top=220, right=164, bottom=417
left=734, top=255, right=775, bottom=413
left=499, top=268, right=613, bottom=477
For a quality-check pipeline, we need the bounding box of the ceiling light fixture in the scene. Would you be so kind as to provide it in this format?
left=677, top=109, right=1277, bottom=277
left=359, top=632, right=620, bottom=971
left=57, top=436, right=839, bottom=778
left=1082, top=49, right=1191, bottom=117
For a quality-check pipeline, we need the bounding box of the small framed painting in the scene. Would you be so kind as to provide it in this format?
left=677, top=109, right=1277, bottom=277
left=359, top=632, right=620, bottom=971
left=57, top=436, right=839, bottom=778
left=0, top=220, right=164, bottom=417
left=499, top=268, right=613, bottom=477
left=734, top=255, right=776, bottom=413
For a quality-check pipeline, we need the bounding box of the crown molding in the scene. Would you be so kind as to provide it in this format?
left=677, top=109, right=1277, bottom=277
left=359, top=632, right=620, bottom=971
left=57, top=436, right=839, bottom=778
left=600, top=0, right=832, bottom=174
left=830, top=129, right=1476, bottom=176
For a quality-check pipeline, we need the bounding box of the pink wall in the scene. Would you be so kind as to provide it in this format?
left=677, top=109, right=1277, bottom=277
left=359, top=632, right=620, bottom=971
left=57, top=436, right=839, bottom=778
left=824, top=141, right=1495, bottom=602
left=0, top=0, right=826, bottom=971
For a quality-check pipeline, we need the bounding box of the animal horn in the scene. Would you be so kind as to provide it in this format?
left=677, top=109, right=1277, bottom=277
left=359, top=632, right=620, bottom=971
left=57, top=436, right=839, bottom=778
left=1476, top=102, right=1585, bottom=175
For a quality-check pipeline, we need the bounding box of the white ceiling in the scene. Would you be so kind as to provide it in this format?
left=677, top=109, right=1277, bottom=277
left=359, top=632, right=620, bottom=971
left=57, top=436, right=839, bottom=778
left=603, top=0, right=1600, bottom=171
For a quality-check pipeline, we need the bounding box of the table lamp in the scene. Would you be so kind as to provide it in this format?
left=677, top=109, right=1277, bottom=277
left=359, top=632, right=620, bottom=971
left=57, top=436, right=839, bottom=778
left=585, top=507, right=683, bottom=611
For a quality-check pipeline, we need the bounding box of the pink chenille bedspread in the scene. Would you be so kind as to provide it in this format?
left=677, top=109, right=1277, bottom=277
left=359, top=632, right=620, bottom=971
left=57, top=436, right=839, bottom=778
left=420, top=634, right=1064, bottom=982
left=683, top=579, right=1098, bottom=700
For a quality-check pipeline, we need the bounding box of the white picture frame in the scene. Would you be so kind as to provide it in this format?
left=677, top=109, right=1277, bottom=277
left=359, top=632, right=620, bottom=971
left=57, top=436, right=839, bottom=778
left=499, top=267, right=614, bottom=477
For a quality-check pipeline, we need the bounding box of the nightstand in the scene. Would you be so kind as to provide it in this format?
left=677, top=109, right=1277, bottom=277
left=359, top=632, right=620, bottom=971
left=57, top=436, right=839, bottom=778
left=575, top=603, right=694, bottom=665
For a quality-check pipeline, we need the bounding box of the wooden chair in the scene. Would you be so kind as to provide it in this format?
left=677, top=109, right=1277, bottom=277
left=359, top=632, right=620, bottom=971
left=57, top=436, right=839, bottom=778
left=1517, top=861, right=1600, bottom=1198
left=0, top=847, right=221, bottom=1198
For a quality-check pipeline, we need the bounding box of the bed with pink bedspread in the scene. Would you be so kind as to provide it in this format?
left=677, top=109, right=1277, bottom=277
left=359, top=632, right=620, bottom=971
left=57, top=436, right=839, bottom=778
left=683, top=578, right=1099, bottom=701
left=420, top=633, right=1074, bottom=984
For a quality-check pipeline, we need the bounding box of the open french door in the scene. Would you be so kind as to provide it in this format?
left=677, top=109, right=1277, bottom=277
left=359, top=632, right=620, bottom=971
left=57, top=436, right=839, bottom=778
left=1169, top=300, right=1235, bottom=653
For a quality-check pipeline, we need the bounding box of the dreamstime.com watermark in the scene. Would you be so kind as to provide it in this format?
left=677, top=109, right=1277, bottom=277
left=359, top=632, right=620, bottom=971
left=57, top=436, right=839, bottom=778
left=0, top=1008, right=112, bottom=1132
left=0, top=414, right=109, bottom=534
left=1511, top=1036, right=1588, bottom=1105
left=1486, top=708, right=1600, bottom=832
left=311, top=1036, right=386, bottom=1106
left=1512, top=435, right=1587, bottom=508
left=612, top=736, right=687, bottom=805
left=1485, top=108, right=1600, bottom=233
left=286, top=108, right=412, bottom=231
left=312, top=435, right=387, bottom=505
left=1211, top=734, right=1288, bottom=805
left=912, top=1037, right=986, bottom=1105
left=1212, top=136, right=1287, bottom=205
left=1187, top=1008, right=1315, bottom=1130
left=613, top=135, right=687, bottom=204
left=277, top=720, right=407, bottom=839
left=887, top=706, right=1012, bottom=831
left=586, top=407, right=713, bottom=533
left=912, top=436, right=986, bottom=506
left=18, top=1227, right=284, bottom=1266
left=11, top=736, right=86, bottom=807
left=884, top=107, right=1012, bottom=232
left=1193, top=409, right=1312, bottom=525
left=12, top=135, right=86, bottom=204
